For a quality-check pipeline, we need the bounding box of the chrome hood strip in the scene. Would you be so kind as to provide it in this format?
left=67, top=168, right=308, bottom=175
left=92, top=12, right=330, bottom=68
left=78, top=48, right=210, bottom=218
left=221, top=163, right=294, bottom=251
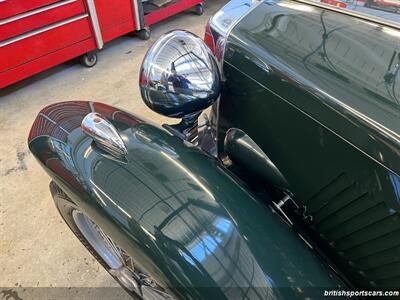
left=210, top=0, right=262, bottom=37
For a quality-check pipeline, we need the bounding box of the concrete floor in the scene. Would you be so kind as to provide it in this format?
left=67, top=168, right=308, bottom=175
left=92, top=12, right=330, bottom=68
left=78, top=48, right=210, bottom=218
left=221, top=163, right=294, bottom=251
left=0, top=0, right=226, bottom=290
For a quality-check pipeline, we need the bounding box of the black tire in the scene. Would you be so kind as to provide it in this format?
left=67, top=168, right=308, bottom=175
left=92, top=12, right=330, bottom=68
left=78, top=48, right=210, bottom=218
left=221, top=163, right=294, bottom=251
left=138, top=27, right=151, bottom=41
left=193, top=3, right=204, bottom=16
left=50, top=182, right=142, bottom=300
left=80, top=52, right=98, bottom=68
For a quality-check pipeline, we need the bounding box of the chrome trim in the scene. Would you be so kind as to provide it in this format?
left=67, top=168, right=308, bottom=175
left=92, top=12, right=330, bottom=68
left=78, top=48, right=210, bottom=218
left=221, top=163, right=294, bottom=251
left=139, top=30, right=221, bottom=142
left=210, top=0, right=263, bottom=73
left=294, top=0, right=400, bottom=30
left=81, top=113, right=128, bottom=159
left=0, top=0, right=78, bottom=25
left=209, top=0, right=262, bottom=37
left=132, top=0, right=142, bottom=31
left=86, top=0, right=104, bottom=49
left=0, top=14, right=88, bottom=48
left=208, top=1, right=263, bottom=153
left=226, top=0, right=262, bottom=36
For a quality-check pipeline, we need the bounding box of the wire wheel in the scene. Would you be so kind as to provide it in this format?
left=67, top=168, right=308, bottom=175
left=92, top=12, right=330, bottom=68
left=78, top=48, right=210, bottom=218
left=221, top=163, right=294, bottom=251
left=71, top=210, right=172, bottom=300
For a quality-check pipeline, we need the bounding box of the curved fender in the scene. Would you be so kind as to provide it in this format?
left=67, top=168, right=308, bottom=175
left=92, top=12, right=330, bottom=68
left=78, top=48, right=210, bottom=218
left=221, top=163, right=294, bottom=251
left=28, top=101, right=344, bottom=299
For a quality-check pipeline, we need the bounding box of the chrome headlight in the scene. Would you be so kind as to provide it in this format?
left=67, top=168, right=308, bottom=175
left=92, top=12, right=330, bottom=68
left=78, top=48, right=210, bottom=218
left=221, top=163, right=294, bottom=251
left=139, top=30, right=221, bottom=119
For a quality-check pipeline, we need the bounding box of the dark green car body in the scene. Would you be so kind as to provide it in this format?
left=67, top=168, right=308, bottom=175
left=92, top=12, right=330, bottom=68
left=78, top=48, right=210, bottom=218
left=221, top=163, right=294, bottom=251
left=28, top=101, right=343, bottom=299
left=28, top=0, right=400, bottom=298
left=216, top=0, right=400, bottom=288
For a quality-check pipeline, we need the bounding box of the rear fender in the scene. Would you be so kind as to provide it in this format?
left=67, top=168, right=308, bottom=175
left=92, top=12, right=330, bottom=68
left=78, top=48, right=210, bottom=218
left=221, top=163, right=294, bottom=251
left=28, top=101, right=343, bottom=299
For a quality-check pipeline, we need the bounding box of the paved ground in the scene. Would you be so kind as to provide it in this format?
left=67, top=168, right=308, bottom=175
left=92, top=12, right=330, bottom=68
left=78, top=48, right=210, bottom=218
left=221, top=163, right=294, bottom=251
left=0, top=0, right=226, bottom=290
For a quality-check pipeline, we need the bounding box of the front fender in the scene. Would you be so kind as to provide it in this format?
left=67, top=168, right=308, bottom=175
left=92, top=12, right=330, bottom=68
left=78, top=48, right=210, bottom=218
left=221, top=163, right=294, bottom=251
left=28, top=101, right=343, bottom=299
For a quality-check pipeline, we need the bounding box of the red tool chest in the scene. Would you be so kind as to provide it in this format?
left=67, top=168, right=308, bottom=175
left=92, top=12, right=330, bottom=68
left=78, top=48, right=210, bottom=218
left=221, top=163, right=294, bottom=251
left=0, top=0, right=203, bottom=89
left=139, top=0, right=204, bottom=39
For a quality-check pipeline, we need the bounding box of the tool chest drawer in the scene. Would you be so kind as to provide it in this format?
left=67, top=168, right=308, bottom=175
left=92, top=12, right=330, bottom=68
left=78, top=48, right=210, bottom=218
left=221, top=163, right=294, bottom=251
left=94, top=0, right=134, bottom=31
left=0, top=15, right=92, bottom=72
left=0, top=0, right=86, bottom=41
left=0, top=0, right=67, bottom=19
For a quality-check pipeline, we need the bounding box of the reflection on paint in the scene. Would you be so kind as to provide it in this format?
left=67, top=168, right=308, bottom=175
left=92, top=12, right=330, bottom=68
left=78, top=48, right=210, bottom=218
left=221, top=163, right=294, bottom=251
left=389, top=172, right=400, bottom=202
left=160, top=151, right=215, bottom=200
left=191, top=235, right=222, bottom=262
left=215, top=217, right=232, bottom=233
left=187, top=217, right=233, bottom=263
left=179, top=250, right=197, bottom=266
left=277, top=2, right=315, bottom=12
left=50, top=139, right=75, bottom=172
left=89, top=178, right=132, bottom=219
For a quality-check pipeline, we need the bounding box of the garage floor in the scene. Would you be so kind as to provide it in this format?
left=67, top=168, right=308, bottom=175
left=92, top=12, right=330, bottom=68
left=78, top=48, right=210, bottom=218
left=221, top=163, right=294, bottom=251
left=0, top=0, right=226, bottom=290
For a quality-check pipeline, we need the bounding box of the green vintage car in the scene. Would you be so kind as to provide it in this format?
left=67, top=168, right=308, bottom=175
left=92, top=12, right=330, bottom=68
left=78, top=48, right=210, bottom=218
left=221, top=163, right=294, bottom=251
left=28, top=0, right=400, bottom=299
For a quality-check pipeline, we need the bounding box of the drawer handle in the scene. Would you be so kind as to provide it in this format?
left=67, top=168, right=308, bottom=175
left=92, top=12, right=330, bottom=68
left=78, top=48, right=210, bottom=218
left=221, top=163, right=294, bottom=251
left=86, top=0, right=103, bottom=49
left=0, top=14, right=88, bottom=47
left=0, top=0, right=78, bottom=25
